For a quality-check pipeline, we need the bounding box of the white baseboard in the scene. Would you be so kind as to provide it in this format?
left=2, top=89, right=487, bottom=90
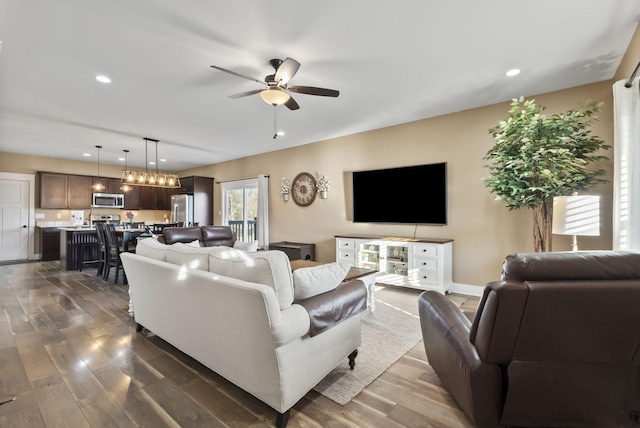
left=450, top=282, right=483, bottom=297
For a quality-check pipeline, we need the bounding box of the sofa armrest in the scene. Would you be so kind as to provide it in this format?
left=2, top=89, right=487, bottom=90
left=296, top=279, right=367, bottom=336
left=270, top=304, right=311, bottom=347
left=419, top=291, right=503, bottom=427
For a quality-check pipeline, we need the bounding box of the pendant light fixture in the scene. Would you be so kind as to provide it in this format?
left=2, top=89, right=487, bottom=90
left=120, top=149, right=132, bottom=192
left=91, top=145, right=106, bottom=191
left=121, top=138, right=180, bottom=188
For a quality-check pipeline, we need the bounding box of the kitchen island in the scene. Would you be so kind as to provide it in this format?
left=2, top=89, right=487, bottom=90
left=59, top=227, right=99, bottom=271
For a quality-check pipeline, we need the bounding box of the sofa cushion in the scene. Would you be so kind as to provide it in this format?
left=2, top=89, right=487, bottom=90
left=233, top=240, right=260, bottom=252
left=202, top=226, right=236, bottom=247
left=208, top=247, right=294, bottom=309
left=136, top=237, right=169, bottom=261
left=166, top=243, right=213, bottom=271
left=292, top=262, right=351, bottom=300
left=162, top=226, right=203, bottom=245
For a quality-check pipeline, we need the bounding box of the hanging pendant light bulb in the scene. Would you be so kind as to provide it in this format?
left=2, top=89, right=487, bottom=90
left=91, top=145, right=106, bottom=191
left=120, top=149, right=132, bottom=192
left=117, top=137, right=180, bottom=188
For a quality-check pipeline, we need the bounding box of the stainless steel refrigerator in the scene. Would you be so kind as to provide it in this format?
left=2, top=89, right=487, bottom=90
left=171, top=194, right=194, bottom=226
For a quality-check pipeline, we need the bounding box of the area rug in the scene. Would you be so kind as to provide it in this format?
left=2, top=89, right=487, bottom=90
left=313, top=284, right=424, bottom=405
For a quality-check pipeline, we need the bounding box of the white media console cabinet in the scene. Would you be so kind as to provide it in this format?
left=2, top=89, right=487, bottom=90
left=335, top=235, right=453, bottom=293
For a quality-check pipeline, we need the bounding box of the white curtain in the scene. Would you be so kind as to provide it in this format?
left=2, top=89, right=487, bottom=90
left=257, top=174, right=270, bottom=249
left=612, top=79, right=640, bottom=251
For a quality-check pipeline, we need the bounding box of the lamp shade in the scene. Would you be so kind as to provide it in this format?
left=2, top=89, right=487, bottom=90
left=552, top=195, right=600, bottom=236
left=260, top=87, right=290, bottom=105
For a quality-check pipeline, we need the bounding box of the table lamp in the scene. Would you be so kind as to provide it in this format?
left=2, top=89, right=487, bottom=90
left=552, top=194, right=600, bottom=251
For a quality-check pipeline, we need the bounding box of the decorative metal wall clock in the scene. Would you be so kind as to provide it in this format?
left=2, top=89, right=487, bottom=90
left=291, top=172, right=317, bottom=206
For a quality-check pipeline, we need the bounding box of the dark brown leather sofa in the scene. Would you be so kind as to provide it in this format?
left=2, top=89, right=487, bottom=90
left=419, top=251, right=640, bottom=427
left=159, top=225, right=236, bottom=247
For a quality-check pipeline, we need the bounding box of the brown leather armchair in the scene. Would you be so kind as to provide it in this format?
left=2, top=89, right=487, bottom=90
left=159, top=225, right=236, bottom=247
left=419, top=251, right=640, bottom=427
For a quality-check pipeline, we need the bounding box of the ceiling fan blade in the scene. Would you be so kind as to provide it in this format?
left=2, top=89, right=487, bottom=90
left=274, top=57, right=301, bottom=86
left=229, top=89, right=263, bottom=99
left=288, top=86, right=339, bottom=97
left=210, top=65, right=266, bottom=85
left=285, top=96, right=300, bottom=111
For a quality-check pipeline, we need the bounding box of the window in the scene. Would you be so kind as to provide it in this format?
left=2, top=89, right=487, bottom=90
left=220, top=175, right=269, bottom=247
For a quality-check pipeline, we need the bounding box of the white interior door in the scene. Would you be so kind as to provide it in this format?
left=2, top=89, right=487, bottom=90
left=0, top=178, right=30, bottom=261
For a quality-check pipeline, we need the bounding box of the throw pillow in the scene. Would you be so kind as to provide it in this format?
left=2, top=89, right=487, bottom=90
left=135, top=237, right=169, bottom=261
left=293, top=262, right=351, bottom=300
left=233, top=240, right=259, bottom=252
left=208, top=248, right=294, bottom=309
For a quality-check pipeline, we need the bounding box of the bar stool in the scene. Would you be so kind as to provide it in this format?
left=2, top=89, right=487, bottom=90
left=75, top=228, right=101, bottom=273
left=77, top=241, right=100, bottom=272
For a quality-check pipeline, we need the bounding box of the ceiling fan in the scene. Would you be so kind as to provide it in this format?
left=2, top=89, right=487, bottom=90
left=210, top=57, right=339, bottom=110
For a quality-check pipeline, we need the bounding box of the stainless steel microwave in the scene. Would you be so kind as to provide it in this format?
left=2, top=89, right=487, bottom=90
left=92, top=193, right=124, bottom=208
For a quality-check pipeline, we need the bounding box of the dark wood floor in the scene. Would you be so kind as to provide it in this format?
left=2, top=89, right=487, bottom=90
left=0, top=261, right=479, bottom=427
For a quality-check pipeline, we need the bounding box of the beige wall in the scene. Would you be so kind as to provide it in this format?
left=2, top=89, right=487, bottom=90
left=4, top=26, right=638, bottom=289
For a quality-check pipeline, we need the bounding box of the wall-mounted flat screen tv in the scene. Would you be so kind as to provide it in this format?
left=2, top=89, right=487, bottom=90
left=352, top=162, right=447, bottom=224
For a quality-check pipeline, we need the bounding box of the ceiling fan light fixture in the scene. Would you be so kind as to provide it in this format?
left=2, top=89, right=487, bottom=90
left=260, top=87, right=290, bottom=106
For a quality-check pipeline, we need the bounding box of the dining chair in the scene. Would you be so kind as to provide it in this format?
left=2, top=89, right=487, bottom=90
left=103, top=223, right=131, bottom=284
left=123, top=221, right=145, bottom=229
left=93, top=223, right=108, bottom=279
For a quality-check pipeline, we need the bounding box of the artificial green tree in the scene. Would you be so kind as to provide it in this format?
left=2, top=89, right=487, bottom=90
left=483, top=97, right=610, bottom=252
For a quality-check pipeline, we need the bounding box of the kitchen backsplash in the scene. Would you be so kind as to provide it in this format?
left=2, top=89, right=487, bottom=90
left=35, top=209, right=171, bottom=225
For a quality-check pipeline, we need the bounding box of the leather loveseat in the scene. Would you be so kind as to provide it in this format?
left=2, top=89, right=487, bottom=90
left=419, top=251, right=640, bottom=427
left=159, top=225, right=236, bottom=247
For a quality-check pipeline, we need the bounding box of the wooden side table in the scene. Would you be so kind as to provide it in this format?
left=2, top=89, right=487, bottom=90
left=270, top=241, right=315, bottom=261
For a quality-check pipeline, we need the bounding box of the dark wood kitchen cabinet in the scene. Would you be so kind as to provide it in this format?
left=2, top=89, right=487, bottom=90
left=123, top=186, right=139, bottom=210
left=38, top=171, right=184, bottom=211
left=91, top=177, right=121, bottom=194
left=39, top=227, right=61, bottom=261
left=39, top=172, right=91, bottom=208
left=39, top=173, right=67, bottom=208
left=178, top=176, right=214, bottom=225
left=67, top=175, right=93, bottom=208
left=156, top=187, right=174, bottom=210
left=138, top=186, right=156, bottom=210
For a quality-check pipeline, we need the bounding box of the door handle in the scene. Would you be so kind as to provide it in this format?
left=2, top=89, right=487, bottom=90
left=22, top=225, right=27, bottom=228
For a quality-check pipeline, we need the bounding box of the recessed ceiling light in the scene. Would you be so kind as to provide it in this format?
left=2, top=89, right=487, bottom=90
left=276, top=131, right=285, bottom=136
left=83, top=153, right=91, bottom=157
left=505, top=68, right=521, bottom=77
left=118, top=157, right=125, bottom=161
left=160, top=158, right=167, bottom=162
left=149, top=161, right=156, bottom=165
left=96, top=75, right=111, bottom=83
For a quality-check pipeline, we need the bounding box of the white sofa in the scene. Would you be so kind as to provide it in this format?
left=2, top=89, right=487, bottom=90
left=120, top=239, right=366, bottom=428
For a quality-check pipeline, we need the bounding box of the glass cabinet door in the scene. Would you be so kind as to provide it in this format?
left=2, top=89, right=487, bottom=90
left=358, top=242, right=380, bottom=269
left=386, top=245, right=408, bottom=276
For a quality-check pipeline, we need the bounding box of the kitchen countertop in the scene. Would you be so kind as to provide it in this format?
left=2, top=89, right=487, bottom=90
left=37, top=221, right=79, bottom=229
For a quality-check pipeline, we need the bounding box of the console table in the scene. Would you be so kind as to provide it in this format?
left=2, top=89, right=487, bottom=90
left=270, top=241, right=315, bottom=261
left=335, top=235, right=453, bottom=293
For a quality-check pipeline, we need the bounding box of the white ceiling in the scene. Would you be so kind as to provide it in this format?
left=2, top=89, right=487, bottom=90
left=1, top=1, right=639, bottom=171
